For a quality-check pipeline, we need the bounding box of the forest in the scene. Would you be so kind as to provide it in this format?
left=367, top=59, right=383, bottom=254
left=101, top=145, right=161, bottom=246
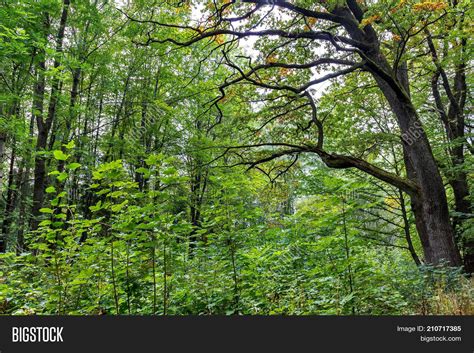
left=0, top=0, right=472, bottom=315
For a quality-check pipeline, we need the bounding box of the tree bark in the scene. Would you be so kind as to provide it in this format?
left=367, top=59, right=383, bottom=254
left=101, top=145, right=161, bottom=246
left=428, top=33, right=472, bottom=272
left=332, top=5, right=462, bottom=267
left=31, top=0, right=70, bottom=231
left=371, top=65, right=460, bottom=266
left=0, top=142, right=17, bottom=252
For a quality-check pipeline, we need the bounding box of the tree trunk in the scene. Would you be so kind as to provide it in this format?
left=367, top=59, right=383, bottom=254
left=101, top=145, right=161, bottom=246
left=378, top=83, right=460, bottom=266
left=29, top=44, right=48, bottom=231
left=0, top=142, right=17, bottom=252
left=0, top=133, right=5, bottom=188
left=398, top=189, right=421, bottom=266
left=426, top=28, right=471, bottom=271
left=335, top=9, right=463, bottom=267
left=31, top=0, right=70, bottom=230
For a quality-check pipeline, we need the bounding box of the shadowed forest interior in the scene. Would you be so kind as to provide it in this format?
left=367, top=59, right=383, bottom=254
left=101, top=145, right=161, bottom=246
left=0, top=0, right=472, bottom=315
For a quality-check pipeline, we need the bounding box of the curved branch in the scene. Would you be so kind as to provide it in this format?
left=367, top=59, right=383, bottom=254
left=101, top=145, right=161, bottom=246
left=240, top=0, right=347, bottom=25
left=312, top=148, right=419, bottom=195
left=221, top=52, right=365, bottom=94
left=214, top=142, right=420, bottom=195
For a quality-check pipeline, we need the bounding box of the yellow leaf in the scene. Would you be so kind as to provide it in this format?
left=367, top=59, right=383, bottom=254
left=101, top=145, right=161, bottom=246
left=413, top=1, right=448, bottom=11
left=360, top=14, right=381, bottom=27
left=214, top=34, right=225, bottom=44
left=279, top=67, right=290, bottom=76
left=265, top=54, right=278, bottom=64
left=390, top=0, right=407, bottom=13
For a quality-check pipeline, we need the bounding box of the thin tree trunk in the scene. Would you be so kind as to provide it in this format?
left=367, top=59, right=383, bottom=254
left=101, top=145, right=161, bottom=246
left=398, top=189, right=421, bottom=266
left=0, top=142, right=17, bottom=252
left=31, top=0, right=70, bottom=231
left=342, top=198, right=355, bottom=314
left=0, top=133, right=5, bottom=187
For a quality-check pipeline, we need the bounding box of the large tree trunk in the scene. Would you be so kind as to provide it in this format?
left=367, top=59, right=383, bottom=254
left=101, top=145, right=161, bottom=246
left=335, top=8, right=463, bottom=267
left=450, top=139, right=472, bottom=272
left=384, top=78, right=461, bottom=266
left=427, top=27, right=472, bottom=271
left=431, top=61, right=472, bottom=272
left=375, top=75, right=461, bottom=266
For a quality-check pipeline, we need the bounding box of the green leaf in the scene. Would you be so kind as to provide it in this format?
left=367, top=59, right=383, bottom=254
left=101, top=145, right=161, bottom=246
left=56, top=172, right=68, bottom=182
left=53, top=150, right=69, bottom=161
left=136, top=167, right=149, bottom=174
left=108, top=190, right=125, bottom=198
left=45, top=186, right=56, bottom=194
left=67, top=162, right=81, bottom=170
left=64, top=140, right=75, bottom=150
left=111, top=200, right=128, bottom=212
left=89, top=200, right=102, bottom=212
left=38, top=220, right=52, bottom=227
left=39, top=208, right=53, bottom=214
left=92, top=171, right=103, bottom=180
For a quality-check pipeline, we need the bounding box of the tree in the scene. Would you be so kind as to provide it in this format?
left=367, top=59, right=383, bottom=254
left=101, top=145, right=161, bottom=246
left=30, top=0, right=71, bottom=231
left=0, top=0, right=471, bottom=316
left=124, top=0, right=471, bottom=269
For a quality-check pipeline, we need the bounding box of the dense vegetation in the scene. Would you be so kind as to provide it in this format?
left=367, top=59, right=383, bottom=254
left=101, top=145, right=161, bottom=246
left=0, top=0, right=472, bottom=315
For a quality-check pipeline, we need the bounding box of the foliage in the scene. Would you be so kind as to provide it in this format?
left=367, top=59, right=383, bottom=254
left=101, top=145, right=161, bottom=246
left=0, top=0, right=472, bottom=315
